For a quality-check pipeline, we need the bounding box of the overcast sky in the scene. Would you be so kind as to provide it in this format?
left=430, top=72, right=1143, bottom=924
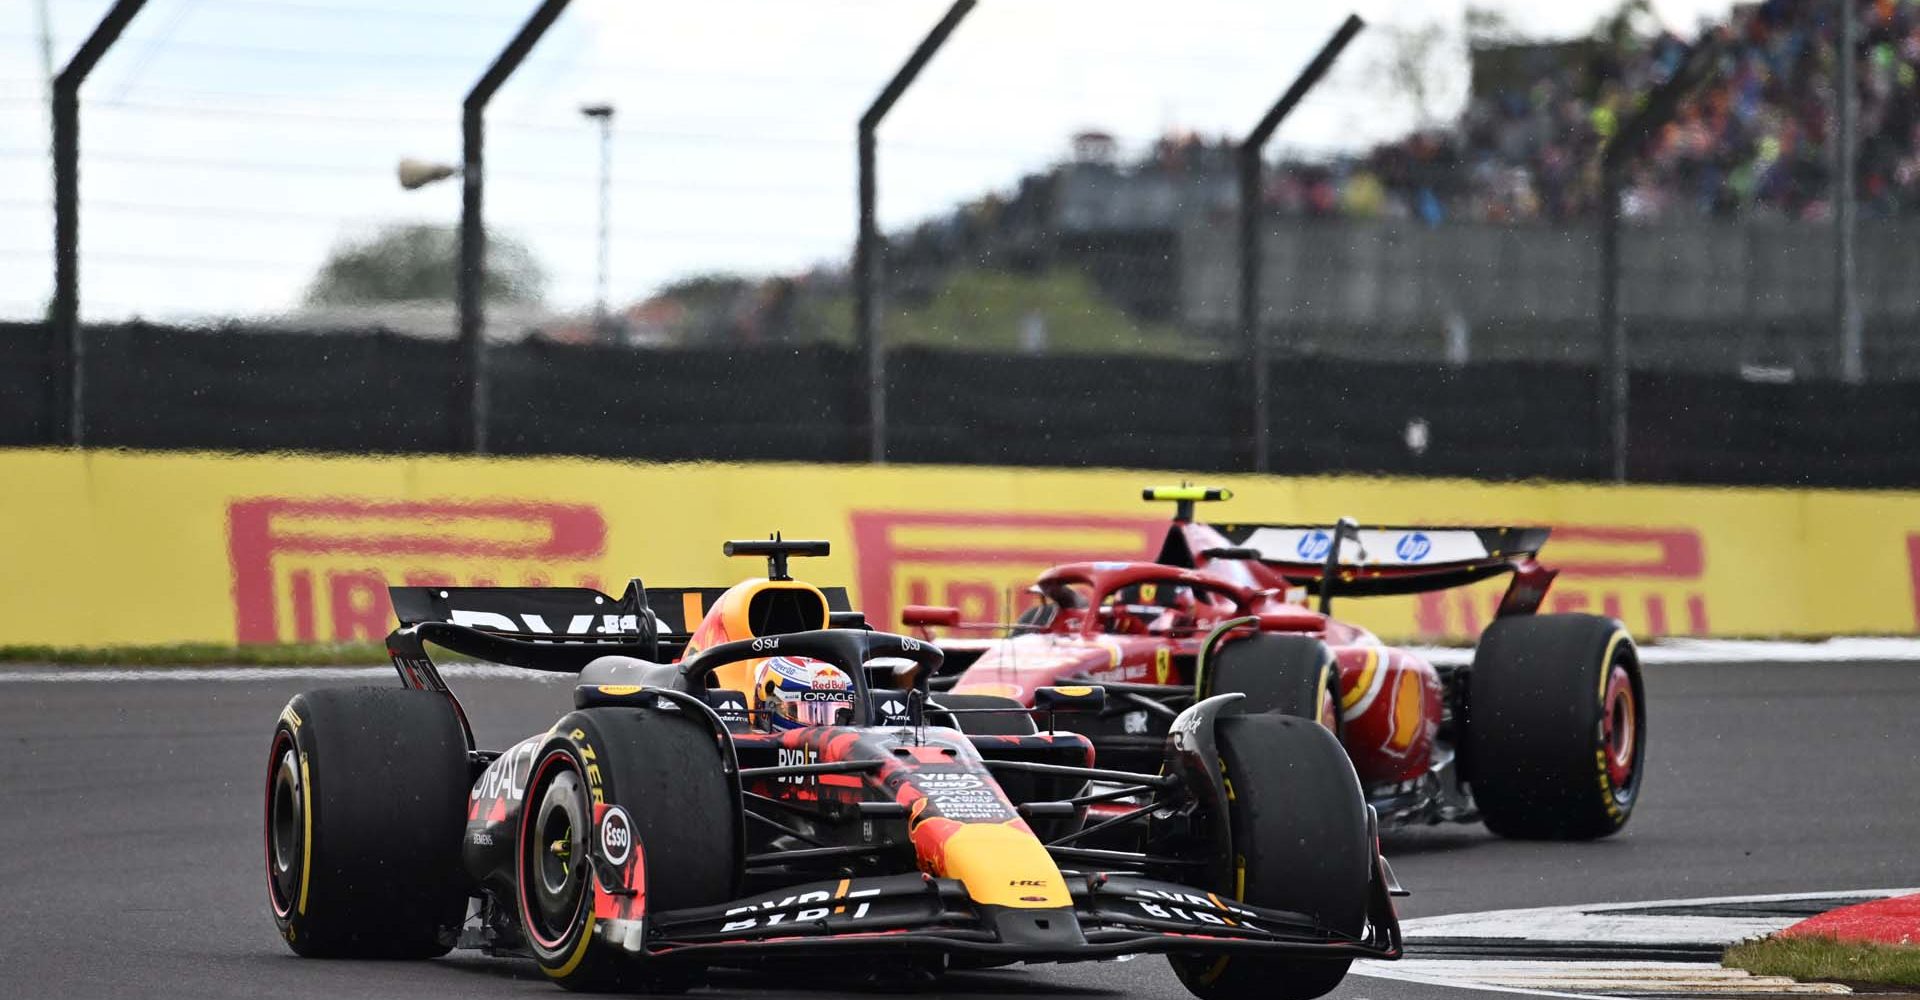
left=1, top=0, right=1736, bottom=323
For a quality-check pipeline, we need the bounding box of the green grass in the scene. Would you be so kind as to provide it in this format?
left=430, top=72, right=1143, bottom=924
left=799, top=266, right=1206, bottom=357
left=1725, top=935, right=1920, bottom=988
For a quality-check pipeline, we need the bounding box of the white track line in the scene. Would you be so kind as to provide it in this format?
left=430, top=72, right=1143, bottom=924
left=1398, top=888, right=1920, bottom=943
left=1357, top=961, right=1851, bottom=997
left=1353, top=889, right=1919, bottom=998
left=1413, top=637, right=1920, bottom=666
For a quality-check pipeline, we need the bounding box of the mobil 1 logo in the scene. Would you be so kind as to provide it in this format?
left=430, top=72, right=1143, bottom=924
left=913, top=770, right=1012, bottom=822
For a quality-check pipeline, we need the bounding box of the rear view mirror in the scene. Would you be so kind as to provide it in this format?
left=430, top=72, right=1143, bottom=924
left=1033, top=685, right=1106, bottom=714
left=902, top=605, right=961, bottom=628
left=1255, top=610, right=1318, bottom=632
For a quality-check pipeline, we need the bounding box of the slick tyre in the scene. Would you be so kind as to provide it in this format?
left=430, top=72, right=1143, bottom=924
left=928, top=693, right=1038, bottom=736
left=1170, top=715, right=1369, bottom=1000
left=1465, top=613, right=1645, bottom=840
left=265, top=687, right=469, bottom=958
left=1198, top=633, right=1342, bottom=735
left=518, top=707, right=735, bottom=992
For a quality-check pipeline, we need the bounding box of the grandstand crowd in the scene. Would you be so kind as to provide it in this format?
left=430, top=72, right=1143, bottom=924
left=1261, top=0, right=1920, bottom=223
left=641, top=1, right=1920, bottom=345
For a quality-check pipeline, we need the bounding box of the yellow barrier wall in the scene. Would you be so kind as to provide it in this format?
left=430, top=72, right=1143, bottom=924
left=4, top=448, right=1919, bottom=647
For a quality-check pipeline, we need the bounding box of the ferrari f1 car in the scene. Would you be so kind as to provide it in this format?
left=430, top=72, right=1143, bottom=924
left=264, top=538, right=1402, bottom=996
left=910, top=488, right=1646, bottom=841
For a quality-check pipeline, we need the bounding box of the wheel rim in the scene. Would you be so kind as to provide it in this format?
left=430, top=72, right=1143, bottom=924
left=265, top=734, right=302, bottom=916
left=522, top=759, right=587, bottom=950
left=1600, top=663, right=1637, bottom=793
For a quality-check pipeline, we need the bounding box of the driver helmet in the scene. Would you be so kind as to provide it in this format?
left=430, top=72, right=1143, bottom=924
left=754, top=656, right=857, bottom=730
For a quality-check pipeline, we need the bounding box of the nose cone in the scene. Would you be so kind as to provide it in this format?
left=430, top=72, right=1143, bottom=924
left=929, top=821, right=1070, bottom=908
left=919, top=820, right=1085, bottom=949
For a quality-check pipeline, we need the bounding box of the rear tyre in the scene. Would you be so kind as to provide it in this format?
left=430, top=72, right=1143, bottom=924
left=1198, top=633, right=1342, bottom=735
left=1169, top=715, right=1369, bottom=1000
left=1464, top=613, right=1645, bottom=840
left=265, top=687, right=469, bottom=958
left=517, top=707, right=735, bottom=991
left=928, top=693, right=1037, bottom=736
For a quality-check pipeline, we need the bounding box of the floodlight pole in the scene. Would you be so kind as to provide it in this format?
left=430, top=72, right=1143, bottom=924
left=49, top=0, right=147, bottom=447
left=460, top=0, right=570, bottom=454
left=581, top=103, right=615, bottom=332
left=856, top=0, right=975, bottom=464
left=1597, top=33, right=1720, bottom=482
left=1239, top=13, right=1363, bottom=474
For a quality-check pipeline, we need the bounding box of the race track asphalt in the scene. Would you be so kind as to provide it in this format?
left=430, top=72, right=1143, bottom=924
left=1, top=660, right=1914, bottom=1000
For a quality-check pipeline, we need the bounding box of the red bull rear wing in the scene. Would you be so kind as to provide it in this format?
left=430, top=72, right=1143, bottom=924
left=389, top=578, right=853, bottom=658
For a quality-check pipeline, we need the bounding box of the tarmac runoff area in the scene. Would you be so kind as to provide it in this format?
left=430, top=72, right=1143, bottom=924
left=0, top=655, right=1915, bottom=1000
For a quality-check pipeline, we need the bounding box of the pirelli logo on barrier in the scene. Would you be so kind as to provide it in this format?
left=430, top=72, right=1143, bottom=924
left=11, top=449, right=1920, bottom=648
left=1413, top=525, right=1709, bottom=641
left=848, top=511, right=1163, bottom=633
left=227, top=498, right=609, bottom=644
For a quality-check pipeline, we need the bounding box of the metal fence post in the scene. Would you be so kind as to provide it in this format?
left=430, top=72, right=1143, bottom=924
left=1597, top=33, right=1722, bottom=483
left=856, top=0, right=975, bottom=464
left=49, top=0, right=148, bottom=447
left=1238, top=13, right=1363, bottom=473
left=1598, top=170, right=1627, bottom=483
left=461, top=0, right=571, bottom=455
left=1835, top=0, right=1862, bottom=383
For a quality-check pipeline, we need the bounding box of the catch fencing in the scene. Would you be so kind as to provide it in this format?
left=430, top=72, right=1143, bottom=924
left=6, top=321, right=1919, bottom=488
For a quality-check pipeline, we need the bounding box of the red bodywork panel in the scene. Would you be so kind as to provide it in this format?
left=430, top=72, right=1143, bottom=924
left=945, top=519, right=1536, bottom=789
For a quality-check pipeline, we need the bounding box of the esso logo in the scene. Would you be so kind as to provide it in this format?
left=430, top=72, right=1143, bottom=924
left=599, top=806, right=633, bottom=866
left=1395, top=531, right=1432, bottom=562
left=1296, top=530, right=1332, bottom=561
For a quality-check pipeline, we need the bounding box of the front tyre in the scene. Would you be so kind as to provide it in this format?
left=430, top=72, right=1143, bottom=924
left=1464, top=613, right=1645, bottom=840
left=517, top=707, right=735, bottom=991
left=265, top=687, right=469, bottom=958
left=1198, top=633, right=1342, bottom=735
left=1169, top=715, right=1368, bottom=1000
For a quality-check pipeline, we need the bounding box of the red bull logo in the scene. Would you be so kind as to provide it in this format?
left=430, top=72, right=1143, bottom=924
left=227, top=497, right=608, bottom=643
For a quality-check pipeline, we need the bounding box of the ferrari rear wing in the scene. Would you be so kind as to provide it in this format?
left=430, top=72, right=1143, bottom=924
left=1173, top=520, right=1558, bottom=617
left=1211, top=523, right=1546, bottom=589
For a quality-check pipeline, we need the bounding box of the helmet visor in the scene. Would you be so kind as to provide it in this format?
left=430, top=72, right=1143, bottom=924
left=775, top=690, right=856, bottom=727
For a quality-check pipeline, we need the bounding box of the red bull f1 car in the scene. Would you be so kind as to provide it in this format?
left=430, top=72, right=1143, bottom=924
left=264, top=538, right=1403, bottom=996
left=911, top=488, right=1646, bottom=841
